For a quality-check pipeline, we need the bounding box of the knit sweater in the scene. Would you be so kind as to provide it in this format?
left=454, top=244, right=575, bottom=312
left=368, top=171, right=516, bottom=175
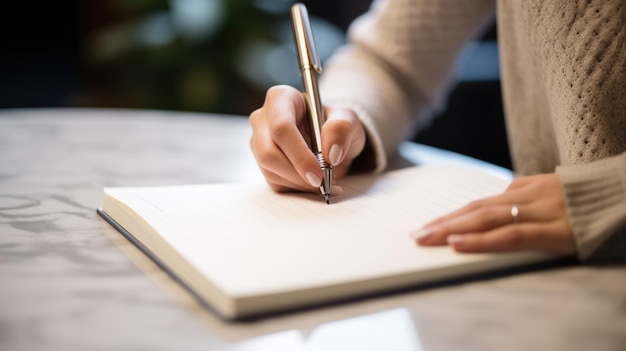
left=319, top=0, right=626, bottom=260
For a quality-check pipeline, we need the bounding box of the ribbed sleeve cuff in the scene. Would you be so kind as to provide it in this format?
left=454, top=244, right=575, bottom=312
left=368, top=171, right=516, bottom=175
left=556, top=153, right=626, bottom=261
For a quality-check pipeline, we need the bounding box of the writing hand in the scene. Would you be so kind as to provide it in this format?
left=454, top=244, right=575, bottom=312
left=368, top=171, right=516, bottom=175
left=412, top=173, right=577, bottom=255
left=249, top=85, right=366, bottom=193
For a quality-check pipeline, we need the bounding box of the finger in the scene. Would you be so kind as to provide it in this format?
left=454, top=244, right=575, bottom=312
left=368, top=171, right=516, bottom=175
left=422, top=187, right=536, bottom=229
left=321, top=107, right=366, bottom=167
left=414, top=199, right=564, bottom=246
left=416, top=203, right=558, bottom=245
left=264, top=86, right=324, bottom=188
left=447, top=221, right=576, bottom=255
left=252, top=135, right=322, bottom=191
left=259, top=167, right=316, bottom=193
left=250, top=88, right=323, bottom=190
left=250, top=119, right=316, bottom=190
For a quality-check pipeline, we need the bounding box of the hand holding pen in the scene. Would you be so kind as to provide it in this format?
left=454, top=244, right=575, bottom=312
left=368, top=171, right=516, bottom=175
left=248, top=4, right=367, bottom=201
left=291, top=3, right=333, bottom=203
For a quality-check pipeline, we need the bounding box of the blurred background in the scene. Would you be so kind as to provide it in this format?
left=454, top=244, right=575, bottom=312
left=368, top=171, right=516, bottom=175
left=0, top=0, right=368, bottom=114
left=0, top=0, right=510, bottom=169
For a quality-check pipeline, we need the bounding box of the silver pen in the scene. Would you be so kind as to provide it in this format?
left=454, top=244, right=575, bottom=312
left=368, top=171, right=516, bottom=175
left=290, top=3, right=333, bottom=204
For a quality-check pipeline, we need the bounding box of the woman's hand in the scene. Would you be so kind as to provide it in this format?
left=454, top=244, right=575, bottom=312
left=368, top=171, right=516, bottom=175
left=412, top=173, right=577, bottom=255
left=249, top=85, right=367, bottom=193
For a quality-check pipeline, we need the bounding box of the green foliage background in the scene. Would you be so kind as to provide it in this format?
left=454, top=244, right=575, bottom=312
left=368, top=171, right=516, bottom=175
left=84, top=0, right=292, bottom=114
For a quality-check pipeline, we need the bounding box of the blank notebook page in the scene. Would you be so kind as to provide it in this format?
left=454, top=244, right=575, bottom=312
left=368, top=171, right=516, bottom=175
left=105, top=165, right=513, bottom=297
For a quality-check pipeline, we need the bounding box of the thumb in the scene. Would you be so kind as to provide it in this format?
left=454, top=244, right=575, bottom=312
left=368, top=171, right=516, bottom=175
left=321, top=107, right=366, bottom=174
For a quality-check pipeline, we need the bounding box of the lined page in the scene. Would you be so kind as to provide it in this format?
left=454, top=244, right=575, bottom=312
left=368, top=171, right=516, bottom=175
left=105, top=164, right=511, bottom=296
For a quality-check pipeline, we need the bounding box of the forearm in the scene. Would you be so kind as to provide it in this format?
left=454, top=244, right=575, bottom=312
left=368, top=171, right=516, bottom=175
left=320, top=0, right=495, bottom=172
left=320, top=45, right=421, bottom=172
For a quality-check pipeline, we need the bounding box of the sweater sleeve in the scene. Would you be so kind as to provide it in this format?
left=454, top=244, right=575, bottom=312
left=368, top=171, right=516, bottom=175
left=556, top=153, right=626, bottom=261
left=319, top=0, right=495, bottom=172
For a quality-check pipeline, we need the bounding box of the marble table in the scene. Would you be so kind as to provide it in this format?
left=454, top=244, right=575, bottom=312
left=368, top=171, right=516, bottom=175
left=1, top=108, right=625, bottom=351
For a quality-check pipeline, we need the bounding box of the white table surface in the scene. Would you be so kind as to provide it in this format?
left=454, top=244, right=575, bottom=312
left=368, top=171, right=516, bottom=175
left=1, top=108, right=625, bottom=351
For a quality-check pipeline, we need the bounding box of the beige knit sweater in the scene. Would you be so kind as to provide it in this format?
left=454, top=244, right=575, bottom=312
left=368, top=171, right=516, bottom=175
left=319, top=0, right=626, bottom=260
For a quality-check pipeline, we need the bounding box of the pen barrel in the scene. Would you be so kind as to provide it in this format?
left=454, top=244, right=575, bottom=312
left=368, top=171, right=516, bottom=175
left=301, top=68, right=325, bottom=153
left=291, top=4, right=322, bottom=73
left=291, top=3, right=324, bottom=153
left=291, top=3, right=332, bottom=200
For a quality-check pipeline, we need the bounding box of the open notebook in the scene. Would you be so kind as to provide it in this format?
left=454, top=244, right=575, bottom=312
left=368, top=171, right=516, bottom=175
left=98, top=164, right=553, bottom=319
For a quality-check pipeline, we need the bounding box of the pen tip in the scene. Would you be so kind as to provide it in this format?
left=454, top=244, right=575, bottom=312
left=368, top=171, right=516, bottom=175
left=325, top=194, right=330, bottom=204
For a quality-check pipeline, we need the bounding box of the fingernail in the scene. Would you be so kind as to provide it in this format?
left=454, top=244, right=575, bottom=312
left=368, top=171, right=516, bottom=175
left=409, top=227, right=432, bottom=241
left=329, top=144, right=343, bottom=166
left=305, top=172, right=321, bottom=187
left=447, top=234, right=466, bottom=245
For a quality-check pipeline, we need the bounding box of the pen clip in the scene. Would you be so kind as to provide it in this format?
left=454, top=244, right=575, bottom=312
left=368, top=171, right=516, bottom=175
left=291, top=3, right=322, bottom=73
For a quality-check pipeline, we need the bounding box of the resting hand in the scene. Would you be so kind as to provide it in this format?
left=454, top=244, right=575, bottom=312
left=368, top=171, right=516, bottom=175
left=249, top=85, right=366, bottom=193
left=412, top=173, right=577, bottom=255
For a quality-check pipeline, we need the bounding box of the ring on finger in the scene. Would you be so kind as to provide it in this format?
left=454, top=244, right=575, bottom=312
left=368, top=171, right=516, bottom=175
left=511, top=204, right=520, bottom=223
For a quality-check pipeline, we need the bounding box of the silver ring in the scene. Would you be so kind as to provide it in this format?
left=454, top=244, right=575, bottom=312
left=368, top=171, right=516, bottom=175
left=511, top=204, right=520, bottom=223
